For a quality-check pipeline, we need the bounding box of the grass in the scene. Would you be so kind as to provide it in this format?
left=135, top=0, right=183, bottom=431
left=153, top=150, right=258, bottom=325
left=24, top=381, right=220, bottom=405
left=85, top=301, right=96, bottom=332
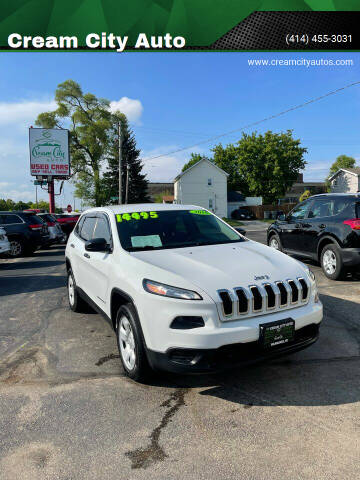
left=260, top=218, right=276, bottom=223
left=222, top=218, right=244, bottom=227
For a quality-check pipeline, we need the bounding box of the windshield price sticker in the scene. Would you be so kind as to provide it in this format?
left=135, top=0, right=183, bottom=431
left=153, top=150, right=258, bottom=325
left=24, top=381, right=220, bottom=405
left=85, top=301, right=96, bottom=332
left=116, top=211, right=158, bottom=222
left=189, top=210, right=211, bottom=215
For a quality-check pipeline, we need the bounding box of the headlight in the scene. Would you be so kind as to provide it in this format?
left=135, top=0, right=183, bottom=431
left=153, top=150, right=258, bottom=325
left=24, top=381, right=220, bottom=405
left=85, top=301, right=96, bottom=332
left=305, top=266, right=316, bottom=282
left=143, top=279, right=202, bottom=300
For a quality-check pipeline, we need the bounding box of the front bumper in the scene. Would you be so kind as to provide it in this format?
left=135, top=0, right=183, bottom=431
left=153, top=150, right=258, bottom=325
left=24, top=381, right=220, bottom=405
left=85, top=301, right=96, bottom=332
left=147, top=322, right=320, bottom=374
left=0, top=241, right=10, bottom=254
left=341, top=248, right=360, bottom=267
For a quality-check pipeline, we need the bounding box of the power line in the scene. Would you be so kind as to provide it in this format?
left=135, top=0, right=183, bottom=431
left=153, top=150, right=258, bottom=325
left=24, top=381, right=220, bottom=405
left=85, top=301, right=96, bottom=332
left=142, top=80, right=360, bottom=162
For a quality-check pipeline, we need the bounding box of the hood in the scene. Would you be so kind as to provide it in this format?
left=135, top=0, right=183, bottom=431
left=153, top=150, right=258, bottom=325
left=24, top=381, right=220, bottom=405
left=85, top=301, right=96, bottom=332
left=131, top=240, right=307, bottom=294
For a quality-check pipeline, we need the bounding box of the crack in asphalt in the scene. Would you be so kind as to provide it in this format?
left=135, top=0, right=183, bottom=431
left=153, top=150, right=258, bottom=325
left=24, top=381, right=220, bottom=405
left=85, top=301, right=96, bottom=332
left=95, top=353, right=120, bottom=366
left=125, top=388, right=188, bottom=469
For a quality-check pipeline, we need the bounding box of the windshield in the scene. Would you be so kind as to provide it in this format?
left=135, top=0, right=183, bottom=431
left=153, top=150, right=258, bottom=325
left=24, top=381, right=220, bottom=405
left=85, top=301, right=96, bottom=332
left=116, top=209, right=245, bottom=252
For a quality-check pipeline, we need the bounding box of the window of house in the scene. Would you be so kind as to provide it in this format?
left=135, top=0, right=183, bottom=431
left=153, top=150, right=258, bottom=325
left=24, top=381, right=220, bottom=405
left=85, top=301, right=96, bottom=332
left=209, top=199, right=213, bottom=209
left=208, top=178, right=212, bottom=186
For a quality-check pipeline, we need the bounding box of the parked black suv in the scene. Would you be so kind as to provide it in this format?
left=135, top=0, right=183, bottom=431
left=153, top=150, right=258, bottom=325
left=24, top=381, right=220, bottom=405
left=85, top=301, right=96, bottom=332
left=0, top=211, right=50, bottom=257
left=231, top=206, right=255, bottom=220
left=267, top=194, right=360, bottom=280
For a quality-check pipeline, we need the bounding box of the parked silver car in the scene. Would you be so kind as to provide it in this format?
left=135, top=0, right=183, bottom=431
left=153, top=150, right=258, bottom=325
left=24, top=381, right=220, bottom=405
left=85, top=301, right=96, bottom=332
left=0, top=226, right=10, bottom=255
left=37, top=213, right=66, bottom=244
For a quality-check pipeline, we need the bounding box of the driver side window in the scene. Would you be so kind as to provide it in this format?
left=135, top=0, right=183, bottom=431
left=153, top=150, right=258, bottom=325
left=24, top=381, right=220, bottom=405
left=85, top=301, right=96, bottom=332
left=288, top=201, right=310, bottom=221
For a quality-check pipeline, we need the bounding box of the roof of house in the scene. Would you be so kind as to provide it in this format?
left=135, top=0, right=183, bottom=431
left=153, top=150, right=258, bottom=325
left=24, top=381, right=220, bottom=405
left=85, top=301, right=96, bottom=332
left=174, top=158, right=228, bottom=181
left=329, top=167, right=360, bottom=181
left=227, top=191, right=246, bottom=202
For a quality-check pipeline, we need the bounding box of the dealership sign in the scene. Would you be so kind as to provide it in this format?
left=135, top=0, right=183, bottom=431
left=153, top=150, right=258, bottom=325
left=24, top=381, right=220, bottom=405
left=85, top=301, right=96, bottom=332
left=29, top=128, right=70, bottom=178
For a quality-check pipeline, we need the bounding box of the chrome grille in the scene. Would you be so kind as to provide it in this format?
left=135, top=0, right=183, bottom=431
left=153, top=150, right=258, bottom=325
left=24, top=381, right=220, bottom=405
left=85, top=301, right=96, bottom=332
left=217, top=277, right=310, bottom=320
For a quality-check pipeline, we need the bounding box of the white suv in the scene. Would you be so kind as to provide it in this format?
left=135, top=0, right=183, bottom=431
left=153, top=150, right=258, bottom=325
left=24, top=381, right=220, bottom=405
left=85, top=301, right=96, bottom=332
left=65, top=204, right=323, bottom=381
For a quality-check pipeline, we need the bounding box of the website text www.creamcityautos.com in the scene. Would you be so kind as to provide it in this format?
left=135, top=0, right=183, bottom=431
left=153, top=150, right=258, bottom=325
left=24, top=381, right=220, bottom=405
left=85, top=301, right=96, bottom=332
left=248, top=58, right=354, bottom=67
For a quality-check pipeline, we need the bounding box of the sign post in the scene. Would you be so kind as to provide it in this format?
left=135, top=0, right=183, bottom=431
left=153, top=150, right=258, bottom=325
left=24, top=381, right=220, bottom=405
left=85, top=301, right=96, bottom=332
left=29, top=128, right=70, bottom=213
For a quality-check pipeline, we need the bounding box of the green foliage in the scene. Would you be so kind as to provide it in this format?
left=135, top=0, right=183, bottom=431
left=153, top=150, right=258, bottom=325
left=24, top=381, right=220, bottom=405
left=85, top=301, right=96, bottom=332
left=212, top=143, right=247, bottom=192
left=325, top=154, right=356, bottom=191
left=153, top=190, right=173, bottom=203
left=101, top=115, right=150, bottom=204
left=329, top=155, right=355, bottom=177
left=36, top=79, right=113, bottom=207
left=213, top=130, right=306, bottom=204
left=182, top=153, right=210, bottom=172
left=0, top=199, right=30, bottom=210
left=299, top=189, right=312, bottom=202
left=36, top=80, right=148, bottom=207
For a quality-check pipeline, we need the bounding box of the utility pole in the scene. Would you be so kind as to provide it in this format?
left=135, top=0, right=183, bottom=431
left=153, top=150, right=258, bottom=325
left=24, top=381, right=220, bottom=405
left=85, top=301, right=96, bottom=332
left=125, top=164, right=130, bottom=204
left=118, top=122, right=122, bottom=204
left=48, top=177, right=55, bottom=213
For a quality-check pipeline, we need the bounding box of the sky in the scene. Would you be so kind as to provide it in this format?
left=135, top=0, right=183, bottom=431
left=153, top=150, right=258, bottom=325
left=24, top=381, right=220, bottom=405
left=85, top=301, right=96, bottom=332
left=0, top=51, right=359, bottom=209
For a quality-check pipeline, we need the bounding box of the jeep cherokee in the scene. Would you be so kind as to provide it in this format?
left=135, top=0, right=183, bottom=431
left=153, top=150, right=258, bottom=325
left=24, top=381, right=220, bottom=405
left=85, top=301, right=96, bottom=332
left=65, top=204, right=323, bottom=381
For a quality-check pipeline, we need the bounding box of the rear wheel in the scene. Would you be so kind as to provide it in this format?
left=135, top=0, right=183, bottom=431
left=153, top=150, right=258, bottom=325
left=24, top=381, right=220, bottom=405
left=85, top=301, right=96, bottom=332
left=320, top=244, right=346, bottom=280
left=8, top=238, right=24, bottom=258
left=268, top=233, right=282, bottom=252
left=67, top=269, right=88, bottom=312
left=116, top=303, right=151, bottom=382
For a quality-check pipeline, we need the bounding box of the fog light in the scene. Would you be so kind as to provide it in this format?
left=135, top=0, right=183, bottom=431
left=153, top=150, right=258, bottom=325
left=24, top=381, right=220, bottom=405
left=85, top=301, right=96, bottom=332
left=170, top=316, right=205, bottom=329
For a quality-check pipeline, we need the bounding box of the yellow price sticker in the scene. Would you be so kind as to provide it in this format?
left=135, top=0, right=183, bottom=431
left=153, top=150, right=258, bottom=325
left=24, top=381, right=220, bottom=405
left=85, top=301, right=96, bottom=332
left=116, top=211, right=158, bottom=222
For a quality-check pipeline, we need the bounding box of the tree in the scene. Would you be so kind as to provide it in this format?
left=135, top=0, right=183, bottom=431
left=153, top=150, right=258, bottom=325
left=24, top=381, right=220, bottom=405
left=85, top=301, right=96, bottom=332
left=325, top=154, right=356, bottom=191
left=299, top=189, right=311, bottom=202
left=101, top=115, right=150, bottom=204
left=224, top=130, right=307, bottom=204
left=182, top=153, right=210, bottom=172
left=212, top=143, right=248, bottom=193
left=36, top=80, right=113, bottom=207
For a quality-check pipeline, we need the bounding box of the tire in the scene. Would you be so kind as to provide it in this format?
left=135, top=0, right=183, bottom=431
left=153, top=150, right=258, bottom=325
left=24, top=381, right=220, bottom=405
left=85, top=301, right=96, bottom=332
left=268, top=233, right=282, bottom=252
left=8, top=238, right=24, bottom=258
left=67, top=268, right=88, bottom=312
left=320, top=244, right=346, bottom=280
left=116, top=303, right=152, bottom=382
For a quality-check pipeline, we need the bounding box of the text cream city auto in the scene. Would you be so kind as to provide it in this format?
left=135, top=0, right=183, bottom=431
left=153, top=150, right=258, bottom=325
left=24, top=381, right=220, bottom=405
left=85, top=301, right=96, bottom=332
left=65, top=204, right=323, bottom=381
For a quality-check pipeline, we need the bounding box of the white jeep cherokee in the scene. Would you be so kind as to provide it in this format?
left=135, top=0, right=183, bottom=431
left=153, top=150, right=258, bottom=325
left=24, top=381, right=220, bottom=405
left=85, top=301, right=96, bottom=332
left=65, top=204, right=323, bottom=381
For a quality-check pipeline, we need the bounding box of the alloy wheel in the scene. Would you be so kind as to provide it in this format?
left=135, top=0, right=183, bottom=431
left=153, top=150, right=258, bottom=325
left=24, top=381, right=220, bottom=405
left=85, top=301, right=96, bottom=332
left=10, top=240, right=22, bottom=257
left=68, top=274, right=75, bottom=306
left=119, top=316, right=136, bottom=371
left=270, top=237, right=279, bottom=250
left=323, top=249, right=337, bottom=275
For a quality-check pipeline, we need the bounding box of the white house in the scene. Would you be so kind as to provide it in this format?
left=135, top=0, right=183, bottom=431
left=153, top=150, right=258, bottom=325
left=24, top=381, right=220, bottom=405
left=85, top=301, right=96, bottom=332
left=174, top=158, right=228, bottom=218
left=329, top=168, right=360, bottom=193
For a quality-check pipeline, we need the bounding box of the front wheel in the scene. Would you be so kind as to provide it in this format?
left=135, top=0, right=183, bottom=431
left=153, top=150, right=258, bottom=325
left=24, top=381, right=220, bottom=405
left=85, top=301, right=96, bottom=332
left=320, top=244, right=346, bottom=280
left=116, top=304, right=151, bottom=382
left=8, top=238, right=24, bottom=258
left=67, top=269, right=88, bottom=312
left=268, top=233, right=282, bottom=252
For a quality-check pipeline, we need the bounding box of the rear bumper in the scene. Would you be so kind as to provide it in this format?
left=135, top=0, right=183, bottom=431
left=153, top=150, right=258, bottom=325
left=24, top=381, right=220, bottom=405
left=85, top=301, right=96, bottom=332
left=147, top=322, right=321, bottom=374
left=341, top=248, right=360, bottom=267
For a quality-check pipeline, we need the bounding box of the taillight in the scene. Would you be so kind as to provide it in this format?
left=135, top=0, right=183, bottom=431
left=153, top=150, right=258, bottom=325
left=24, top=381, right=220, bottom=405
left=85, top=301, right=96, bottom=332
left=343, top=219, right=360, bottom=230
left=47, top=222, right=55, bottom=227
left=28, top=224, right=42, bottom=231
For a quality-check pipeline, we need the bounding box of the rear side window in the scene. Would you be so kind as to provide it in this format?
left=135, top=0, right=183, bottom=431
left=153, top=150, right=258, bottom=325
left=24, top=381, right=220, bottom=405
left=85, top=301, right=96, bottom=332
left=23, top=214, right=43, bottom=224
left=3, top=214, right=23, bottom=224
left=356, top=202, right=360, bottom=218
left=79, top=216, right=97, bottom=241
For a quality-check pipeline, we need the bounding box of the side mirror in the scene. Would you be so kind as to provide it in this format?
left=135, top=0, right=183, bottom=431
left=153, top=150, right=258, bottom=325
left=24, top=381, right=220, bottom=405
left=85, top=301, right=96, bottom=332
left=85, top=237, right=111, bottom=252
left=235, top=227, right=246, bottom=236
left=278, top=214, right=286, bottom=221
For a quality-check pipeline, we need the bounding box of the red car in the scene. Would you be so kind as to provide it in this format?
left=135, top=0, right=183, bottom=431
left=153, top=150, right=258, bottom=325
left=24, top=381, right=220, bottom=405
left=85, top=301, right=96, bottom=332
left=54, top=214, right=80, bottom=238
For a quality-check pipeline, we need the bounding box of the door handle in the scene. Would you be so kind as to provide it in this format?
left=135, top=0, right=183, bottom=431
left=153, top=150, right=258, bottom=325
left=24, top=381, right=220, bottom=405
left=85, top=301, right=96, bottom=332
left=319, top=224, right=326, bottom=229
left=84, top=253, right=90, bottom=258
left=70, top=243, right=75, bottom=248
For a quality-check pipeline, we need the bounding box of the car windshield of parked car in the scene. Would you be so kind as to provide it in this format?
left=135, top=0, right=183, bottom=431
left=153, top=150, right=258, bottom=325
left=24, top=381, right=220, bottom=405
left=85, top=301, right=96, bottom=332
left=116, top=209, right=244, bottom=251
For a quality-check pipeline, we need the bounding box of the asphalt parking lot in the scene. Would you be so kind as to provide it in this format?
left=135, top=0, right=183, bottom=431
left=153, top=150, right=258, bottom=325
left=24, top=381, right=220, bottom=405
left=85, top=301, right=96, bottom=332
left=1, top=228, right=360, bottom=480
